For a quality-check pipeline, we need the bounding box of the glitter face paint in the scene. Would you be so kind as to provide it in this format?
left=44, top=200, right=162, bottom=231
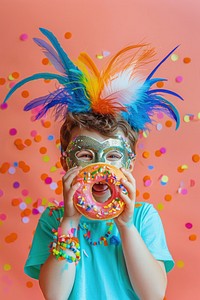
left=63, top=135, right=135, bottom=169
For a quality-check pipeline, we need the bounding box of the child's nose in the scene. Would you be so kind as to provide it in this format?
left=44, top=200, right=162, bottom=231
left=96, top=152, right=106, bottom=163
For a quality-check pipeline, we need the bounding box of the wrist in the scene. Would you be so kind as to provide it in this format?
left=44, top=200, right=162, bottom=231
left=60, top=216, right=80, bottom=234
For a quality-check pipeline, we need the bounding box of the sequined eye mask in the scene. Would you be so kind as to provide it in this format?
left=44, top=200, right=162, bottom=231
left=63, top=135, right=136, bottom=169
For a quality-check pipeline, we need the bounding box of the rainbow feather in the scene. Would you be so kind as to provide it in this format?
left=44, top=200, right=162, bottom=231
left=3, top=28, right=183, bottom=131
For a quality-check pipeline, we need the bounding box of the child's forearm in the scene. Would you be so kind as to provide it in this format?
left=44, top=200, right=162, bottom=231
left=118, top=224, right=167, bottom=300
left=39, top=218, right=80, bottom=300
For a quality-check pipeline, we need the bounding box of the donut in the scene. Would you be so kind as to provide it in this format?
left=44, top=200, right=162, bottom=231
left=72, top=163, right=127, bottom=220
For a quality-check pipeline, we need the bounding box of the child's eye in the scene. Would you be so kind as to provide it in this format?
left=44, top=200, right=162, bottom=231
left=76, top=150, right=93, bottom=161
left=106, top=151, right=122, bottom=161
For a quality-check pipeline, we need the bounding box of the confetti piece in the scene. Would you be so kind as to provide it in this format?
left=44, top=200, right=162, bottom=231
left=13, top=181, right=20, bottom=188
left=96, top=54, right=104, bottom=59
left=148, top=165, right=154, bottom=170
left=22, top=189, right=29, bottom=196
left=42, top=155, right=50, bottom=162
left=8, top=167, right=16, bottom=174
left=192, top=154, right=200, bottom=163
left=26, top=281, right=33, bottom=288
left=157, top=203, right=164, bottom=210
left=39, top=147, right=47, bottom=154
left=0, top=77, right=6, bottom=85
left=143, top=192, right=150, bottom=199
left=45, top=177, right=52, bottom=184
left=144, top=179, right=152, bottom=187
left=183, top=115, right=190, bottom=123
left=9, top=128, right=17, bottom=136
left=160, top=175, right=169, bottom=185
left=0, top=213, right=7, bottom=221
left=20, top=33, right=28, bottom=41
left=3, top=264, right=11, bottom=271
left=181, top=164, right=188, bottom=170
left=102, top=51, right=110, bottom=57
left=22, top=217, right=30, bottom=223
left=189, top=234, right=197, bottom=241
left=156, top=123, right=163, bottom=131
left=156, top=81, right=164, bottom=88
left=42, top=58, right=50, bottom=65
left=64, top=32, right=72, bottom=39
left=175, top=76, right=183, bottom=83
left=34, top=135, right=42, bottom=142
left=142, top=131, right=149, bottom=138
left=5, top=233, right=18, bottom=243
left=42, top=120, right=51, bottom=128
left=190, top=179, right=195, bottom=187
left=11, top=198, right=21, bottom=206
left=155, top=150, right=162, bottom=157
left=183, top=57, right=191, bottom=64
left=19, top=202, right=27, bottom=210
left=165, top=120, right=172, bottom=127
left=142, top=151, right=150, bottom=158
left=171, top=53, right=179, bottom=61
left=176, top=260, right=184, bottom=268
left=12, top=72, right=20, bottom=79
left=181, top=188, right=188, bottom=195
left=164, top=194, right=172, bottom=201
left=0, top=103, right=8, bottom=110
left=160, top=147, right=166, bottom=154
left=0, top=189, right=4, bottom=197
left=185, top=222, right=193, bottom=229
left=48, top=135, right=54, bottom=140
left=30, top=130, right=37, bottom=137
left=0, top=162, right=10, bottom=173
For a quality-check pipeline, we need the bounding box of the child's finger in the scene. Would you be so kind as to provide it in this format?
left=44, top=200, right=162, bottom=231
left=121, top=177, right=136, bottom=202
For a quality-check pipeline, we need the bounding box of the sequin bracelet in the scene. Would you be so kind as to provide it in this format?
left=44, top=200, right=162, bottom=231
left=49, top=227, right=81, bottom=264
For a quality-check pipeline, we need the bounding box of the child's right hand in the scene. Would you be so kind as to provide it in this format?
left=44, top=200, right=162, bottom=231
left=62, top=166, right=82, bottom=221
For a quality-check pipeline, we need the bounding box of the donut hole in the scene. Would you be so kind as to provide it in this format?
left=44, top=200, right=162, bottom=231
left=92, top=181, right=112, bottom=203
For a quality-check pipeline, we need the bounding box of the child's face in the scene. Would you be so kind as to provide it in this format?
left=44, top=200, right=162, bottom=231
left=61, top=127, right=135, bottom=203
left=63, top=127, right=135, bottom=170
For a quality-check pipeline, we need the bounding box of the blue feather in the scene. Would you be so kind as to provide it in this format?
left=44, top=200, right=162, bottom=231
left=146, top=45, right=180, bottom=81
left=39, top=28, right=78, bottom=76
left=147, top=88, right=184, bottom=100
left=4, top=73, right=69, bottom=103
left=33, top=38, right=66, bottom=74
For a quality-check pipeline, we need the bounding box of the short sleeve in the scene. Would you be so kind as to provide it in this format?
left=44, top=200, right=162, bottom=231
left=24, top=207, right=60, bottom=279
left=140, top=204, right=174, bottom=273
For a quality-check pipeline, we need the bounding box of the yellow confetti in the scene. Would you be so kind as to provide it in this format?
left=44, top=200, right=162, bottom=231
left=181, top=164, right=188, bottom=170
left=183, top=115, right=190, bottom=123
left=96, top=54, right=104, bottom=59
left=171, top=54, right=179, bottom=61
left=157, top=203, right=164, bottom=211
left=176, top=260, right=184, bottom=268
left=4, top=264, right=11, bottom=271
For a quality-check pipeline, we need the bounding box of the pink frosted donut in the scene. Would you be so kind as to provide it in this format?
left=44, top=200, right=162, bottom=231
left=73, top=163, right=127, bottom=220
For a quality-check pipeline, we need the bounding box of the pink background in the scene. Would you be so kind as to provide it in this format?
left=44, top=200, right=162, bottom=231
left=0, top=1, right=199, bottom=299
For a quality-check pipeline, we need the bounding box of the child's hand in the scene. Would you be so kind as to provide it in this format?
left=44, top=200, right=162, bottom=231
left=115, top=168, right=136, bottom=228
left=62, top=166, right=82, bottom=220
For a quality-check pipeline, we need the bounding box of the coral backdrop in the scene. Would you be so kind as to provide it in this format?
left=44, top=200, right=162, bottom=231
left=0, top=1, right=199, bottom=299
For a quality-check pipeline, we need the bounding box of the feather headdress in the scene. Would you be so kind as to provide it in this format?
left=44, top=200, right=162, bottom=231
left=4, top=28, right=183, bottom=131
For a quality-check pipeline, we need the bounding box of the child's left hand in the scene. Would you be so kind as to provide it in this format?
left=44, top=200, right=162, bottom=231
left=115, top=168, right=136, bottom=228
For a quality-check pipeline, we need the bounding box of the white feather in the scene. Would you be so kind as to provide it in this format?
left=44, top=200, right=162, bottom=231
left=101, top=67, right=144, bottom=104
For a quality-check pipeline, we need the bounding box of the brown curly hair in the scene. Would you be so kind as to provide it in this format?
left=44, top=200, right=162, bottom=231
left=60, top=112, right=139, bottom=153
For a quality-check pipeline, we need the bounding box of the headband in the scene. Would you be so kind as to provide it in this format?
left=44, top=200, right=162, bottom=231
left=3, top=28, right=183, bottom=131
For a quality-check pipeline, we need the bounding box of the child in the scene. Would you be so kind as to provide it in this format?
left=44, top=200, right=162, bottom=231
left=4, top=28, right=182, bottom=300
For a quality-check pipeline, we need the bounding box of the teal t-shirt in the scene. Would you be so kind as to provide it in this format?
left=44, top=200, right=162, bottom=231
left=24, top=202, right=174, bottom=300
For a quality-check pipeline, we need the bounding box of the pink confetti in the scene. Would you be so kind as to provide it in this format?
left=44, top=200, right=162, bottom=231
left=20, top=33, right=28, bottom=41
left=185, top=223, right=193, bottom=229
